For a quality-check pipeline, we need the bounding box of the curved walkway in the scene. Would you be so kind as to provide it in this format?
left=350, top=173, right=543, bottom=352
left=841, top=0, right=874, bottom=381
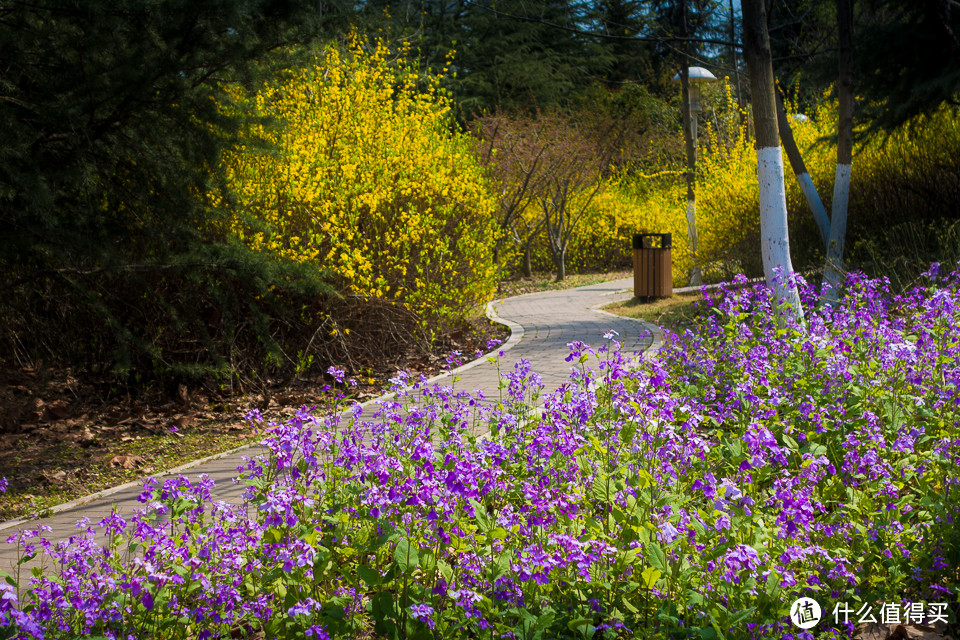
left=0, top=276, right=660, bottom=569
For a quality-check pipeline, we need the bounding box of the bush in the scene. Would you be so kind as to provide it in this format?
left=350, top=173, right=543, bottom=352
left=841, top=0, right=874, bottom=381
left=224, top=38, right=497, bottom=325
left=509, top=79, right=757, bottom=283
left=0, top=0, right=338, bottom=387
left=581, top=88, right=960, bottom=286
left=4, top=268, right=959, bottom=638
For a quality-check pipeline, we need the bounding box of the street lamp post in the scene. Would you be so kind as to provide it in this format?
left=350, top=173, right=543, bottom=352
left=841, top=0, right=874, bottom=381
left=673, top=66, right=717, bottom=286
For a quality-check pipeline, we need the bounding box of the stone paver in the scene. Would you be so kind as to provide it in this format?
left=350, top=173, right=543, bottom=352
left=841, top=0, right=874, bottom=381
left=0, top=276, right=660, bottom=571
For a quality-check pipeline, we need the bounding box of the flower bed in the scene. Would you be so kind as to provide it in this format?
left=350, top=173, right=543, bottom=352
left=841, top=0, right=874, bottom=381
left=2, top=269, right=959, bottom=639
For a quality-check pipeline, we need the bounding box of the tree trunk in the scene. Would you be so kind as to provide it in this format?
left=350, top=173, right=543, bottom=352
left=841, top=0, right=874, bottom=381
left=775, top=90, right=831, bottom=247
left=522, top=244, right=532, bottom=278
left=823, top=0, right=855, bottom=304
left=742, top=0, right=803, bottom=320
left=555, top=250, right=566, bottom=282
left=679, top=0, right=703, bottom=286
left=729, top=0, right=743, bottom=111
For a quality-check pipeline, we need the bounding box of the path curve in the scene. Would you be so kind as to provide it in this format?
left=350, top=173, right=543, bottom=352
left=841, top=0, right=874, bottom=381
left=0, top=276, right=660, bottom=568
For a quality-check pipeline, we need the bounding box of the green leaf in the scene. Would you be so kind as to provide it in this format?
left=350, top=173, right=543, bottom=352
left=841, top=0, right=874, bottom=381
left=438, top=560, right=453, bottom=584
left=536, top=611, right=555, bottom=630
left=781, top=434, right=799, bottom=451
left=591, top=476, right=610, bottom=503
left=489, top=526, right=508, bottom=540
left=728, top=607, right=756, bottom=624
left=634, top=468, right=654, bottom=489
left=394, top=538, right=419, bottom=573
left=567, top=617, right=593, bottom=634
left=469, top=498, right=492, bottom=533
left=619, top=421, right=637, bottom=447
left=641, top=567, right=662, bottom=589
left=358, top=564, right=380, bottom=587
left=264, top=527, right=284, bottom=544
left=645, top=542, right=667, bottom=572
left=0, top=570, right=17, bottom=589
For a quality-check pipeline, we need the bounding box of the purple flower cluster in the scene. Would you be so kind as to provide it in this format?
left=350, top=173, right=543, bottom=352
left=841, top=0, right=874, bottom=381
left=1, top=268, right=958, bottom=639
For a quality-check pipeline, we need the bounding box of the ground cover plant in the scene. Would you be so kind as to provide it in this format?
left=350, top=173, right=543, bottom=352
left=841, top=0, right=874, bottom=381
left=2, top=268, right=959, bottom=639
left=601, top=293, right=705, bottom=336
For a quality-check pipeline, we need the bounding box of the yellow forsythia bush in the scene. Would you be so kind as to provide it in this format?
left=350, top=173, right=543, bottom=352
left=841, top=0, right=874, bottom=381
left=532, top=81, right=960, bottom=284
left=223, top=39, right=497, bottom=321
left=589, top=80, right=757, bottom=284
left=693, top=85, right=764, bottom=280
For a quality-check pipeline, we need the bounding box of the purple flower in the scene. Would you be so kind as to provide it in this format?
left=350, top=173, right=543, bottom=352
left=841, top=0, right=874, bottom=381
left=288, top=598, right=320, bottom=617
left=659, top=522, right=680, bottom=544
left=714, top=513, right=731, bottom=531
left=305, top=625, right=330, bottom=638
left=723, top=544, right=761, bottom=582
left=410, top=602, right=435, bottom=629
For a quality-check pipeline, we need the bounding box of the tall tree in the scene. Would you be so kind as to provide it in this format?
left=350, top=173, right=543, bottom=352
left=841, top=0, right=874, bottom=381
left=741, top=0, right=803, bottom=319
left=822, top=0, right=855, bottom=303
left=451, top=0, right=608, bottom=115
left=0, top=0, right=336, bottom=378
left=592, top=0, right=658, bottom=87
left=854, top=0, right=960, bottom=132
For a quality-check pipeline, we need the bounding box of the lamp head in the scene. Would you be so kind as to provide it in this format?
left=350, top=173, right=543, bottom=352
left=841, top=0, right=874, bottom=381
left=672, top=67, right=718, bottom=112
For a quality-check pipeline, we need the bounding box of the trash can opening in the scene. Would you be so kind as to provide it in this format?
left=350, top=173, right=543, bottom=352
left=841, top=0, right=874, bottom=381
left=633, top=233, right=672, bottom=250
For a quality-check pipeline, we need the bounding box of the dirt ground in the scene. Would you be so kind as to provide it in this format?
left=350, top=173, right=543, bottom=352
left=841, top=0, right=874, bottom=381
left=0, top=317, right=508, bottom=521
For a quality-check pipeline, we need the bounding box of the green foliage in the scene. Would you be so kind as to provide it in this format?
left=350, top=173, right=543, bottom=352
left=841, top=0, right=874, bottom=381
left=0, top=0, right=350, bottom=385
left=770, top=0, right=960, bottom=134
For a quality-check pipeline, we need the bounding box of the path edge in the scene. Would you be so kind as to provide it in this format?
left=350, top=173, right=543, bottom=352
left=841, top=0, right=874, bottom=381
left=0, top=300, right=524, bottom=532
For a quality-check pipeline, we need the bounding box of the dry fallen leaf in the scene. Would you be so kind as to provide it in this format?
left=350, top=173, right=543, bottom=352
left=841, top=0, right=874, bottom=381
left=108, top=455, right=146, bottom=469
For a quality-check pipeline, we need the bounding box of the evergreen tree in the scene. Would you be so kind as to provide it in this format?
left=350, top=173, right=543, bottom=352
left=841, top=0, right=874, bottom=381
left=854, top=0, right=960, bottom=131
left=0, top=0, right=341, bottom=381
left=769, top=0, right=960, bottom=132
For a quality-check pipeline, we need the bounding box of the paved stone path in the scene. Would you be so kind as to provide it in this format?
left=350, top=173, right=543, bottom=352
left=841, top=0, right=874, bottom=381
left=0, top=276, right=661, bottom=570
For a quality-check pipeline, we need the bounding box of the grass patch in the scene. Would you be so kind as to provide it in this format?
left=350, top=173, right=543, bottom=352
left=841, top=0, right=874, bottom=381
left=602, top=292, right=704, bottom=335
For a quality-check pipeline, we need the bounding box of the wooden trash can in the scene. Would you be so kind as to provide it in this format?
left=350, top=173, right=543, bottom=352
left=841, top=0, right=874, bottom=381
left=633, top=233, right=673, bottom=299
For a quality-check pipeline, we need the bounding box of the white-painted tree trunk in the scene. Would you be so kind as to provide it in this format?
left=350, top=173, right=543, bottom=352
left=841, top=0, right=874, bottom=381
left=757, top=146, right=803, bottom=313
left=797, top=172, right=831, bottom=246
left=743, top=0, right=804, bottom=325
left=822, top=0, right=855, bottom=305
left=823, top=163, right=851, bottom=302
left=774, top=89, right=831, bottom=248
